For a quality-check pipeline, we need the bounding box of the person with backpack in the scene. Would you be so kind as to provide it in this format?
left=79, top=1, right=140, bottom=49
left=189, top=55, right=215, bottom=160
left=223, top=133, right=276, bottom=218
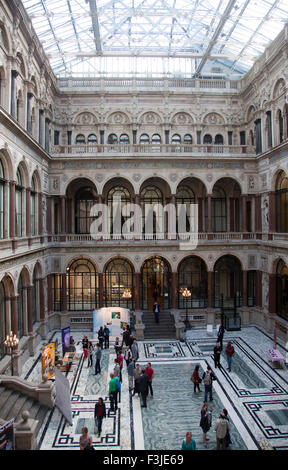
left=214, top=409, right=230, bottom=450
left=199, top=402, right=212, bottom=448
left=191, top=365, right=201, bottom=393
left=202, top=365, right=216, bottom=402
left=225, top=341, right=235, bottom=372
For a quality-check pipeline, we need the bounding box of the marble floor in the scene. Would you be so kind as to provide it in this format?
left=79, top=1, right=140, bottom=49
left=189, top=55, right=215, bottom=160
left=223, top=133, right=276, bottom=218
left=19, top=326, right=288, bottom=450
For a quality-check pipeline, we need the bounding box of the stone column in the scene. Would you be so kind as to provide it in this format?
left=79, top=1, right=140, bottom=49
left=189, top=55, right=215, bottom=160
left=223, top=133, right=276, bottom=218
left=26, top=187, right=31, bottom=240
left=242, top=270, right=248, bottom=307
left=38, top=192, right=43, bottom=237
left=39, top=278, right=45, bottom=321
left=10, top=295, right=18, bottom=336
left=269, top=274, right=276, bottom=314
left=47, top=274, right=53, bottom=314
left=207, top=271, right=214, bottom=309
left=9, top=181, right=16, bottom=239
left=134, top=194, right=141, bottom=240
left=268, top=191, right=276, bottom=233
left=198, top=197, right=203, bottom=232
left=207, top=195, right=212, bottom=233
left=27, top=285, right=33, bottom=334
left=255, top=194, right=262, bottom=234
left=135, top=272, right=140, bottom=311
left=60, top=196, right=66, bottom=235
left=46, top=196, right=52, bottom=237
left=171, top=272, right=177, bottom=309
left=241, top=194, right=247, bottom=233
left=61, top=273, right=67, bottom=312
left=98, top=272, right=104, bottom=308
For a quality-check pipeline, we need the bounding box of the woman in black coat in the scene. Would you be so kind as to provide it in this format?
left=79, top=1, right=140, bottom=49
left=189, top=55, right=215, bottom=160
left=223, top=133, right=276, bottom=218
left=94, top=397, right=106, bottom=437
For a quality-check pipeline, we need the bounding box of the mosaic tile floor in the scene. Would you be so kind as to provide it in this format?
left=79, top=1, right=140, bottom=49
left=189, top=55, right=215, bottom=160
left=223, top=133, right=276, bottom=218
left=19, top=326, right=288, bottom=450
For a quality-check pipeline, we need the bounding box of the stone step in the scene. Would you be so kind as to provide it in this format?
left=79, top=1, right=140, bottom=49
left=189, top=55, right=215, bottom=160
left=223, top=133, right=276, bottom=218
left=1, top=391, right=21, bottom=421
left=0, top=387, right=14, bottom=410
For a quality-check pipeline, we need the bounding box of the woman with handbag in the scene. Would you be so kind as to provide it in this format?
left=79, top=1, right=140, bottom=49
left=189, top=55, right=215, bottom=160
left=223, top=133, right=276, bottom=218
left=191, top=365, right=201, bottom=393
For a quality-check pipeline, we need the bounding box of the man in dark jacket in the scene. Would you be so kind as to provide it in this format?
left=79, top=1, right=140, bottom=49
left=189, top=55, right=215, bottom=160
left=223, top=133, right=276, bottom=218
left=94, top=397, right=106, bottom=437
left=103, top=325, right=110, bottom=349
left=153, top=302, right=160, bottom=323
left=138, top=369, right=149, bottom=408
left=213, top=341, right=222, bottom=368
left=217, top=324, right=225, bottom=350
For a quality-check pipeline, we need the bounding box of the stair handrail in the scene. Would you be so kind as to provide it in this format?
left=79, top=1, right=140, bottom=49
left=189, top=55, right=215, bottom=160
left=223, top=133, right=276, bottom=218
left=0, top=374, right=54, bottom=409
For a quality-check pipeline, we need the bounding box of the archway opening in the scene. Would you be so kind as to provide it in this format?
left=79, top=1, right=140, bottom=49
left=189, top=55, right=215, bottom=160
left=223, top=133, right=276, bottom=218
left=141, top=257, right=171, bottom=310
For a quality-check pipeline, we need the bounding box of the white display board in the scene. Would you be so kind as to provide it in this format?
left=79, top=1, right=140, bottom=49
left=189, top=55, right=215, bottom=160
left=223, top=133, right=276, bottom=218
left=55, top=368, right=73, bottom=425
left=93, top=307, right=129, bottom=339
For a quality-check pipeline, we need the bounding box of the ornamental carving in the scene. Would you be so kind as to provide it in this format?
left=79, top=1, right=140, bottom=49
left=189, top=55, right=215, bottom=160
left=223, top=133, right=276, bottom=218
left=107, top=112, right=130, bottom=125
left=75, top=112, right=98, bottom=125
left=171, top=112, right=193, bottom=125
left=203, top=112, right=224, bottom=125
left=139, top=112, right=162, bottom=125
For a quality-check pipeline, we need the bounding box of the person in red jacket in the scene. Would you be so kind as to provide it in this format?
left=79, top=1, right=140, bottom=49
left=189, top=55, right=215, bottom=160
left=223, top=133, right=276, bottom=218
left=117, top=351, right=124, bottom=383
left=145, top=362, right=154, bottom=397
left=225, top=341, right=234, bottom=372
left=191, top=365, right=201, bottom=393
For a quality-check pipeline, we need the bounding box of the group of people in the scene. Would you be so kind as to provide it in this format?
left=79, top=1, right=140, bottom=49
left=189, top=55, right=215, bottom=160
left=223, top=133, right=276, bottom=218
left=213, top=324, right=235, bottom=372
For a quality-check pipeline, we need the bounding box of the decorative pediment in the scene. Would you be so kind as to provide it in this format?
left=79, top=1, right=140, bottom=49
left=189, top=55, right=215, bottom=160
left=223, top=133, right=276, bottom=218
left=138, top=111, right=162, bottom=125
left=171, top=112, right=194, bottom=125
left=75, top=112, right=98, bottom=125
left=106, top=111, right=130, bottom=125
left=203, top=112, right=224, bottom=125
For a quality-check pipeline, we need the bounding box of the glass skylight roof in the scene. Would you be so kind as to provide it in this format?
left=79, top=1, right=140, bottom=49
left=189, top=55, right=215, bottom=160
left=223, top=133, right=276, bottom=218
left=22, top=0, right=288, bottom=78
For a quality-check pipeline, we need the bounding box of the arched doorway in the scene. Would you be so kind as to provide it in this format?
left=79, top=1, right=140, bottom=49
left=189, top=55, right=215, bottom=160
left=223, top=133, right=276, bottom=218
left=67, top=259, right=98, bottom=311
left=141, top=257, right=171, bottom=310
left=177, top=256, right=207, bottom=309
left=214, top=255, right=242, bottom=307
left=276, top=260, right=288, bottom=321
left=104, top=258, right=134, bottom=309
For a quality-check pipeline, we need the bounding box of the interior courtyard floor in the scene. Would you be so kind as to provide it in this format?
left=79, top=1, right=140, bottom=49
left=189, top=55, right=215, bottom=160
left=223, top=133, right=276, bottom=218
left=18, top=325, right=288, bottom=451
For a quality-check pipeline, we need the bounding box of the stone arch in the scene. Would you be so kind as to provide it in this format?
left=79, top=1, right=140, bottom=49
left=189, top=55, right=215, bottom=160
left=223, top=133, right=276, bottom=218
left=246, top=105, right=256, bottom=123
left=171, top=112, right=194, bottom=126
left=102, top=176, right=136, bottom=199
left=272, top=77, right=286, bottom=100
left=0, top=21, right=10, bottom=53
left=16, top=52, right=26, bottom=78
left=213, top=253, right=244, bottom=271
left=106, top=111, right=130, bottom=125
left=138, top=111, right=163, bottom=125
left=202, top=112, right=225, bottom=125
left=64, top=176, right=98, bottom=196
left=31, top=168, right=41, bottom=192
left=0, top=148, right=14, bottom=180
left=16, top=159, right=29, bottom=187
left=74, top=111, right=98, bottom=126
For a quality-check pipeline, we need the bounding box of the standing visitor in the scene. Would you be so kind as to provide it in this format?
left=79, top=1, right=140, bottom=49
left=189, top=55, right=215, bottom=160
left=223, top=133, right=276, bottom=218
left=217, top=324, right=225, bottom=350
left=82, top=335, right=89, bottom=360
left=181, top=431, right=197, bottom=450
left=214, top=409, right=230, bottom=450
left=202, top=365, right=216, bottom=402
left=104, top=325, right=110, bottom=349
left=87, top=341, right=94, bottom=368
left=213, top=341, right=222, bottom=368
left=113, top=358, right=120, bottom=379
left=108, top=373, right=118, bottom=412
left=133, top=363, right=141, bottom=397
left=127, top=357, right=135, bottom=392
left=225, top=341, right=235, bottom=372
left=94, top=343, right=102, bottom=375
left=191, top=365, right=201, bottom=393
left=94, top=397, right=106, bottom=437
left=131, top=339, right=139, bottom=362
left=153, top=301, right=160, bottom=323
left=138, top=368, right=149, bottom=408
left=98, top=326, right=105, bottom=349
left=117, top=351, right=124, bottom=383
left=145, top=362, right=154, bottom=397
left=199, top=402, right=212, bottom=448
left=124, top=345, right=132, bottom=367
left=114, top=337, right=122, bottom=355
left=122, top=327, right=131, bottom=348
left=222, top=409, right=232, bottom=448
left=79, top=427, right=93, bottom=450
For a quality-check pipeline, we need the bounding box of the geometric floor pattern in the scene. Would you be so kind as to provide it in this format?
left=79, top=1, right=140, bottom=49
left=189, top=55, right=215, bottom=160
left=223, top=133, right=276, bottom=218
left=19, top=326, right=288, bottom=450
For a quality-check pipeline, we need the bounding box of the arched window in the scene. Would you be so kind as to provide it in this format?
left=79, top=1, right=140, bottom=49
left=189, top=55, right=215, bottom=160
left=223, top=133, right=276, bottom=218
left=278, top=109, right=284, bottom=143
left=16, top=169, right=23, bottom=237
left=215, top=134, right=224, bottom=144
left=172, top=134, right=181, bottom=144
left=203, top=134, right=212, bottom=144
left=140, top=186, right=164, bottom=238
left=119, top=134, right=129, bottom=144
left=152, top=134, right=161, bottom=144
left=178, top=256, right=207, bottom=309
left=31, top=176, right=36, bottom=236
left=87, top=134, right=97, bottom=144
left=214, top=255, right=242, bottom=308
left=32, top=269, right=37, bottom=325
left=276, top=260, right=288, bottom=321
left=0, top=160, right=5, bottom=239
left=0, top=281, right=6, bottom=359
left=276, top=171, right=288, bottom=233
left=176, top=185, right=195, bottom=234
left=104, top=258, right=134, bottom=309
left=107, top=186, right=131, bottom=238
left=75, top=187, right=97, bottom=234
left=108, top=134, right=118, bottom=144
left=211, top=186, right=226, bottom=232
left=75, top=134, right=86, bottom=144
left=139, top=134, right=149, bottom=144
left=184, top=134, right=192, bottom=145
left=67, top=259, right=99, bottom=311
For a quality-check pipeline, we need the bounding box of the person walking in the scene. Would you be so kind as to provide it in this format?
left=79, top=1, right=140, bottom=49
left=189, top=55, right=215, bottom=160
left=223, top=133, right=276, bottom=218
left=181, top=431, right=197, bottom=450
left=213, top=341, right=222, bottom=368
left=113, top=358, right=121, bottom=379
left=138, top=368, right=149, bottom=408
left=103, top=325, right=110, bottom=349
left=108, top=373, right=118, bottom=412
left=87, top=341, right=94, bottom=368
left=214, top=409, right=230, bottom=450
left=191, top=365, right=201, bottom=393
left=82, top=335, right=89, bottom=360
left=98, top=326, right=104, bottom=349
left=94, top=397, right=106, bottom=437
left=124, top=345, right=132, bottom=367
left=145, top=362, right=154, bottom=397
left=223, top=409, right=232, bottom=448
left=117, top=351, right=124, bottom=383
left=217, top=324, right=225, bottom=350
left=131, top=339, right=139, bottom=362
left=94, top=343, right=102, bottom=375
left=225, top=341, right=235, bottom=372
left=199, top=402, right=212, bottom=448
left=202, top=365, right=216, bottom=402
left=122, top=327, right=131, bottom=348
left=153, top=301, right=160, bottom=323
left=127, top=357, right=135, bottom=392
left=79, top=427, right=93, bottom=450
left=133, top=363, right=141, bottom=397
left=114, top=336, right=122, bottom=355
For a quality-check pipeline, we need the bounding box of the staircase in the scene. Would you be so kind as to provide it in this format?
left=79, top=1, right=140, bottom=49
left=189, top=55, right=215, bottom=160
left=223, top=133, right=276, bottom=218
left=0, top=384, right=49, bottom=434
left=142, top=310, right=176, bottom=339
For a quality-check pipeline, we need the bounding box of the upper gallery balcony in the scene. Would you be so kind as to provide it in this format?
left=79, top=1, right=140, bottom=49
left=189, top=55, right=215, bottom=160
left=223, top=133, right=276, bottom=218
left=50, top=143, right=255, bottom=159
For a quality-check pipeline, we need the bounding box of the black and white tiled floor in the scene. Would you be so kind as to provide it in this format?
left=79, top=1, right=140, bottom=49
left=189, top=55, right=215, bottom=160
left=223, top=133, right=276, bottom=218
left=19, top=326, right=288, bottom=450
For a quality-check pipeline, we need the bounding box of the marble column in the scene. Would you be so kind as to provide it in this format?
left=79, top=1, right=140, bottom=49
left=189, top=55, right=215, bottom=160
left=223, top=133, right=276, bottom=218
left=242, top=270, right=248, bottom=307
left=9, top=181, right=16, bottom=239
left=135, top=272, right=140, bottom=311
left=26, top=187, right=31, bottom=240
left=38, top=192, right=43, bottom=236
left=268, top=191, right=276, bottom=233
left=207, top=271, right=214, bottom=309
left=47, top=274, right=53, bottom=314
left=98, top=273, right=103, bottom=308
left=241, top=194, right=247, bottom=233
left=39, top=278, right=45, bottom=320
left=61, top=195, right=66, bottom=234
left=61, top=273, right=67, bottom=312
left=27, top=285, right=33, bottom=334
left=171, top=272, right=177, bottom=309
left=10, top=295, right=17, bottom=336
left=207, top=195, right=212, bottom=233
left=198, top=197, right=203, bottom=232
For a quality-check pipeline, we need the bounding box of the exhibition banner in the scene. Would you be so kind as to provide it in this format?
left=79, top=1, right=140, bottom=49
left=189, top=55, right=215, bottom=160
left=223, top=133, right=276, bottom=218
left=42, top=343, right=55, bottom=380
left=61, top=326, right=71, bottom=356
left=0, top=419, right=14, bottom=450
left=55, top=368, right=73, bottom=425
